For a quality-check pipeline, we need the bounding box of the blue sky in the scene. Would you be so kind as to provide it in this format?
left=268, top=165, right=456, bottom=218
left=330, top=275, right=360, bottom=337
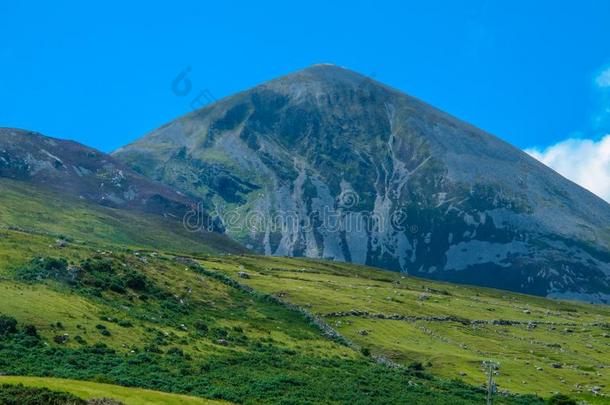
left=1, top=0, right=610, bottom=155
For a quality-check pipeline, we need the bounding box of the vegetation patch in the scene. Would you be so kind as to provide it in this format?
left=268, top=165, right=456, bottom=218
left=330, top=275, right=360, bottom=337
left=203, top=255, right=610, bottom=404
left=0, top=383, right=86, bottom=405
left=0, top=327, right=541, bottom=405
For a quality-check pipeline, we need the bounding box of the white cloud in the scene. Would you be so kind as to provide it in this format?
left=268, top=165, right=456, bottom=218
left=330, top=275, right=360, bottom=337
left=596, top=67, right=610, bottom=88
left=525, top=65, right=610, bottom=203
left=526, top=135, right=610, bottom=203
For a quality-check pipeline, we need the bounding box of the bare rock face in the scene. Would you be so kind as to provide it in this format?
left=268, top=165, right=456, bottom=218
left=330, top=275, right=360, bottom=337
left=114, top=64, right=610, bottom=303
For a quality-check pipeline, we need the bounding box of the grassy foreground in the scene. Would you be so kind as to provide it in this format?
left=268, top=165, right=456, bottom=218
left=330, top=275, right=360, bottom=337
left=0, top=229, right=542, bottom=404
left=203, top=255, right=610, bottom=404
left=0, top=376, right=226, bottom=404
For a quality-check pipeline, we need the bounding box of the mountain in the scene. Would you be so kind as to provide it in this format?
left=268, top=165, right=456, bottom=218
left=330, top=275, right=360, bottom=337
left=113, top=64, right=610, bottom=303
left=0, top=127, right=244, bottom=253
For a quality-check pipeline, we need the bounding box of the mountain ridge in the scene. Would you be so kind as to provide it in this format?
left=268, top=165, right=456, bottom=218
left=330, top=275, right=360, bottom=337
left=0, top=127, right=244, bottom=253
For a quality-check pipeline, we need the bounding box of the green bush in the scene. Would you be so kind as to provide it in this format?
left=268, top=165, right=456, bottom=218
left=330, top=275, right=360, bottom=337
left=23, top=324, right=38, bottom=337
left=14, top=257, right=70, bottom=283
left=74, top=335, right=87, bottom=345
left=0, top=314, right=18, bottom=336
left=53, top=335, right=69, bottom=344
left=81, top=258, right=114, bottom=273
left=123, top=272, right=148, bottom=291
left=167, top=347, right=185, bottom=356
left=0, top=384, right=85, bottom=405
left=409, top=361, right=425, bottom=371
left=193, top=320, right=209, bottom=333
left=546, top=394, right=577, bottom=405
left=211, top=327, right=229, bottom=339
left=117, top=320, right=133, bottom=328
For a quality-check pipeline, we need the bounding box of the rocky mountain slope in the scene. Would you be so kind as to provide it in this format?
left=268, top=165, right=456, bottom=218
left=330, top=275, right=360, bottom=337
left=114, top=64, right=610, bottom=303
left=0, top=128, right=242, bottom=253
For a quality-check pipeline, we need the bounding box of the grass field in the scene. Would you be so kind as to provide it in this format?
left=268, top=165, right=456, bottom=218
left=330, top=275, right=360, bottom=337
left=203, top=255, right=610, bottom=404
left=0, top=229, right=351, bottom=357
left=0, top=229, right=545, bottom=404
left=0, top=215, right=605, bottom=403
left=0, top=376, right=228, bottom=404
left=0, top=178, right=244, bottom=255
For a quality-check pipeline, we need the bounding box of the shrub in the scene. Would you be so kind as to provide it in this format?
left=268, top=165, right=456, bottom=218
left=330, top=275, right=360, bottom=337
left=193, top=320, right=208, bottom=333
left=546, top=394, right=577, bottom=405
left=108, top=282, right=127, bottom=294
left=0, top=314, right=18, bottom=336
left=211, top=327, right=229, bottom=339
left=124, top=272, right=148, bottom=291
left=14, top=257, right=69, bottom=282
left=81, top=258, right=114, bottom=273
left=167, top=347, right=185, bottom=356
left=118, top=320, right=133, bottom=328
left=74, top=335, right=87, bottom=345
left=23, top=324, right=38, bottom=337
left=144, top=344, right=163, bottom=354
left=360, top=347, right=371, bottom=357
left=42, top=258, right=68, bottom=271
left=83, top=342, right=115, bottom=355
left=53, top=334, right=69, bottom=344
left=0, top=384, right=86, bottom=405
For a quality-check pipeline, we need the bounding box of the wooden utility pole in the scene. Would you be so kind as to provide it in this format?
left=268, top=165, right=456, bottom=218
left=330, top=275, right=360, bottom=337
left=484, top=361, right=498, bottom=405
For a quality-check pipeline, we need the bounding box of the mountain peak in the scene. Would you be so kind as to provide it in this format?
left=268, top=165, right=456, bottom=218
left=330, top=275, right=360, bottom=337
left=296, top=63, right=362, bottom=76
left=262, top=64, right=379, bottom=94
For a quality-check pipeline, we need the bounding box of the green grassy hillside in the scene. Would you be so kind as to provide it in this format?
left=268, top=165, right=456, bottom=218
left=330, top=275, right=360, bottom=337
left=202, top=255, right=610, bottom=404
left=0, top=229, right=543, bottom=404
left=0, top=376, right=226, bottom=404
left=0, top=178, right=244, bottom=255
